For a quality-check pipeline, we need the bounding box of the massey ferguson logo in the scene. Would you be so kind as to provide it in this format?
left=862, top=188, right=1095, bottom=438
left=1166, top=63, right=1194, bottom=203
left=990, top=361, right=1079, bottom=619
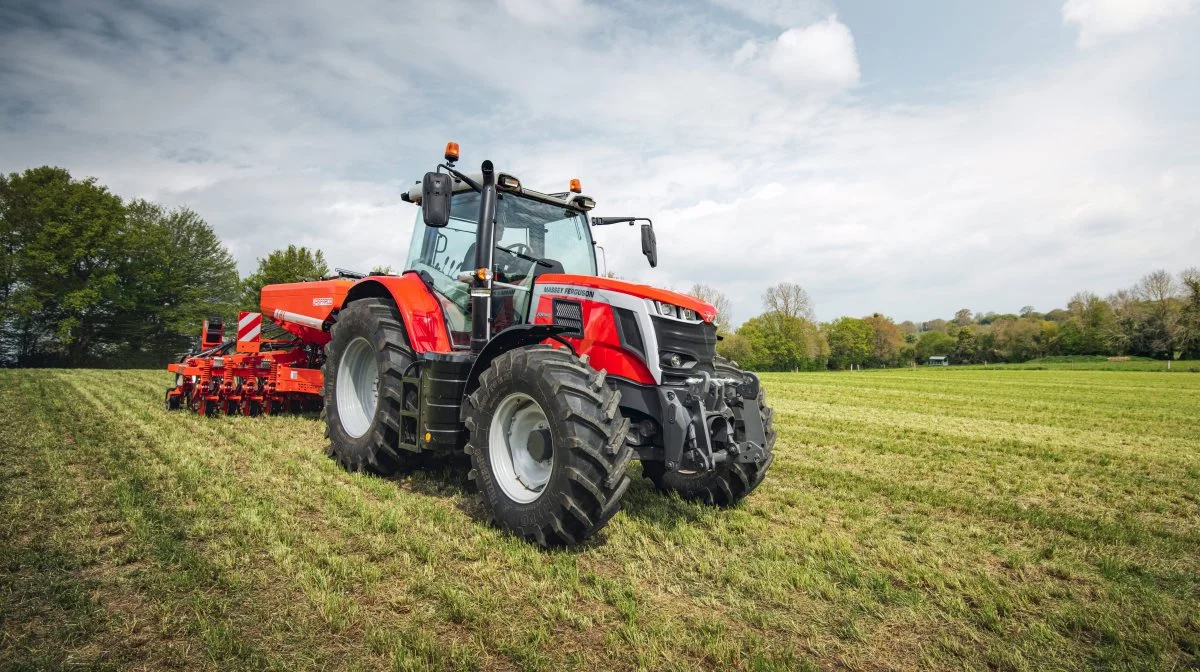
left=541, top=286, right=595, bottom=299
left=312, top=297, right=333, bottom=306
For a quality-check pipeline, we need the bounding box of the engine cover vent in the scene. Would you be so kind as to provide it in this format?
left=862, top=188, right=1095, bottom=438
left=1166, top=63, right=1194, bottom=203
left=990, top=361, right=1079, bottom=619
left=552, top=299, right=584, bottom=336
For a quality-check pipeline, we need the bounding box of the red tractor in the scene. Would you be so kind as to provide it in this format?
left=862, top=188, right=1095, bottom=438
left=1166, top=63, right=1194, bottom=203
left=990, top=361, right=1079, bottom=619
left=169, top=143, right=775, bottom=546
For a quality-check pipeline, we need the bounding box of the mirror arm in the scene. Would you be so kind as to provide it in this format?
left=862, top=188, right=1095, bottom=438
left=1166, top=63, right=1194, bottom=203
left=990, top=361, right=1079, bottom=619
left=590, top=216, right=649, bottom=227
left=439, top=164, right=482, bottom=193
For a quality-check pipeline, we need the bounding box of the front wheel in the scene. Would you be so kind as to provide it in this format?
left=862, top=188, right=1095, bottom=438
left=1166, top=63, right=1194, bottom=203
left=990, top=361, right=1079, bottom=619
left=464, top=346, right=633, bottom=546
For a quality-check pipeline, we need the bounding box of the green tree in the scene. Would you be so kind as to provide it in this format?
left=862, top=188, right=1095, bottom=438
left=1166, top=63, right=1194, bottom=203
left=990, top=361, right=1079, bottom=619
left=953, top=326, right=978, bottom=363
left=824, top=317, right=873, bottom=370
left=716, top=331, right=752, bottom=365
left=0, top=166, right=127, bottom=365
left=916, top=330, right=955, bottom=363
left=113, top=200, right=239, bottom=364
left=736, top=312, right=826, bottom=371
left=241, top=245, right=329, bottom=308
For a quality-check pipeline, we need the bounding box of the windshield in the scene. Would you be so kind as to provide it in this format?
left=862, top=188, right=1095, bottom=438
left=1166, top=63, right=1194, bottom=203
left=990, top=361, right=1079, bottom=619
left=404, top=190, right=596, bottom=342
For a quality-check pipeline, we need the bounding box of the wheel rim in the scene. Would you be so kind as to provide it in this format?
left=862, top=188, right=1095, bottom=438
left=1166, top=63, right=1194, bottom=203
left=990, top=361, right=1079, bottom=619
left=488, top=392, right=553, bottom=504
left=337, top=336, right=378, bottom=438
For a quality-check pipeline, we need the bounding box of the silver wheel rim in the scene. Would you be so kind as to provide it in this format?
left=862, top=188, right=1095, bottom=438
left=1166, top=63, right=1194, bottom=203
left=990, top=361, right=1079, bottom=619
left=488, top=392, right=553, bottom=504
left=337, top=337, right=378, bottom=438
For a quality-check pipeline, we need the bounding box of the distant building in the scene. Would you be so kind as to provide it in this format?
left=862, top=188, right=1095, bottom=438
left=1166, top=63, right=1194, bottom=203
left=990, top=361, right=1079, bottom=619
left=928, top=355, right=949, bottom=366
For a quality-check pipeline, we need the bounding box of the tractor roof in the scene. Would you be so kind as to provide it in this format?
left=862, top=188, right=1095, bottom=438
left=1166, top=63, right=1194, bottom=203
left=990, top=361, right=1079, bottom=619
left=403, top=172, right=595, bottom=212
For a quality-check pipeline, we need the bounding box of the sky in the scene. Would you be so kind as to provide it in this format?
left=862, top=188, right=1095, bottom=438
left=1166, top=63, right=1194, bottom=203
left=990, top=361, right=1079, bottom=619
left=2, top=0, right=1198, bottom=324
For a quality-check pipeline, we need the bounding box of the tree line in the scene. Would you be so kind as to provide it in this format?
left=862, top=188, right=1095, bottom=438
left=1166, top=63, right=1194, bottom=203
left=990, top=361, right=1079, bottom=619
left=1, top=167, right=328, bottom=367
left=5, top=166, right=1197, bottom=369
left=699, top=268, right=1200, bottom=371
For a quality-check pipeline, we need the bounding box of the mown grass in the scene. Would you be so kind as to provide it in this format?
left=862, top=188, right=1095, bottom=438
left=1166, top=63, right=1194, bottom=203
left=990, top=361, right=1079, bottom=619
left=1, top=368, right=1197, bottom=671
left=959, top=358, right=1200, bottom=372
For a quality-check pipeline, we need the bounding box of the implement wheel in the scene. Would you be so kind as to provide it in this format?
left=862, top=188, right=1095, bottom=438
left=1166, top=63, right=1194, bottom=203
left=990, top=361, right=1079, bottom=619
left=464, top=346, right=633, bottom=547
left=642, top=356, right=775, bottom=506
left=322, top=298, right=416, bottom=475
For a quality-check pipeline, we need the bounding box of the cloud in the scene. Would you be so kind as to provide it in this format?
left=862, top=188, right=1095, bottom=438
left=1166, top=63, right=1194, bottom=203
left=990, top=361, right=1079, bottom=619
left=1063, top=0, right=1198, bottom=46
left=708, top=0, right=828, bottom=28
left=1, top=0, right=1197, bottom=326
left=764, top=16, right=860, bottom=91
left=498, top=0, right=596, bottom=27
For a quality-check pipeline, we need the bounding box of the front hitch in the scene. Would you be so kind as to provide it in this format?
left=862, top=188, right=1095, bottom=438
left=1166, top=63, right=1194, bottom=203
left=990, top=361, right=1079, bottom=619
left=657, top=371, right=768, bottom=473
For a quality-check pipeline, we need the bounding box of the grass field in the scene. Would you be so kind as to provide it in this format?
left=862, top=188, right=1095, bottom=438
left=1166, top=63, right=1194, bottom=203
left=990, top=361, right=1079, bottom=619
left=961, top=357, right=1200, bottom=373
left=1, top=368, right=1197, bottom=671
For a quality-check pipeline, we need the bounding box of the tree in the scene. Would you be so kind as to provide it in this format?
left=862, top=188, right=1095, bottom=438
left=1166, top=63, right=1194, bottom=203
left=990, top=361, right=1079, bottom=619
left=916, top=330, right=955, bottom=363
left=1065, top=290, right=1116, bottom=355
left=1180, top=267, right=1200, bottom=359
left=952, top=308, right=974, bottom=327
left=824, top=317, right=873, bottom=370
left=0, top=166, right=127, bottom=365
left=953, top=326, right=978, bottom=363
left=114, top=201, right=240, bottom=364
left=1135, top=269, right=1183, bottom=359
left=762, top=282, right=814, bottom=321
left=736, top=312, right=827, bottom=371
left=686, top=283, right=733, bottom=334
left=716, top=331, right=752, bottom=365
left=241, top=245, right=329, bottom=308
left=862, top=313, right=906, bottom=367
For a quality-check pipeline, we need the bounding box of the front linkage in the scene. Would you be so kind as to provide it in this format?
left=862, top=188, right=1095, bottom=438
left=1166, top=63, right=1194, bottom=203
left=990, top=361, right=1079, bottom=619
left=657, top=371, right=768, bottom=473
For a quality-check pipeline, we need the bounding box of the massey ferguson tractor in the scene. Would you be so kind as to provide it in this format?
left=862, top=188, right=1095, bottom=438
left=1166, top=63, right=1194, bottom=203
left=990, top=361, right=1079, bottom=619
left=167, top=143, right=775, bottom=546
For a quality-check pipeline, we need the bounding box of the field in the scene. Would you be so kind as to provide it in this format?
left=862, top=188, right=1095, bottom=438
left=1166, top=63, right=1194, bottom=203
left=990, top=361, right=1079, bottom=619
left=962, top=357, right=1200, bottom=373
left=2, top=368, right=1197, bottom=671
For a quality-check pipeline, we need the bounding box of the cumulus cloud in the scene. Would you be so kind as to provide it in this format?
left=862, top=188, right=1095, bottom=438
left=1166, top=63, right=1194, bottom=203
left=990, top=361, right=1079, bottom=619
left=1063, top=0, right=1198, bottom=46
left=765, top=16, right=860, bottom=91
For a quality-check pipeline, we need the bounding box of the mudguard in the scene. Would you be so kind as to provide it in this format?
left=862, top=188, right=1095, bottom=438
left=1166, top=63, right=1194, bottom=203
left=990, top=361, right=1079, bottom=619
left=461, top=324, right=576, bottom=398
left=342, top=272, right=453, bottom=353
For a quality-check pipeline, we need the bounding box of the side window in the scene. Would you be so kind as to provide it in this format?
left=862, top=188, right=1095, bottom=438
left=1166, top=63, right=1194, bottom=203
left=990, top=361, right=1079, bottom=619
left=543, top=216, right=595, bottom=275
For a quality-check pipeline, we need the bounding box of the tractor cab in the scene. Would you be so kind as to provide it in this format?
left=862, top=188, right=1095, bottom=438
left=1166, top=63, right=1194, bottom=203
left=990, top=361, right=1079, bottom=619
left=402, top=175, right=597, bottom=347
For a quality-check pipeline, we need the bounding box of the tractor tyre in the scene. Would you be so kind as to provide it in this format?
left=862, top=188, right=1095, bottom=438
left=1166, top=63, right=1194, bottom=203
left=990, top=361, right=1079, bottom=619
left=464, top=346, right=633, bottom=547
left=322, top=297, right=417, bottom=476
left=642, top=356, right=775, bottom=506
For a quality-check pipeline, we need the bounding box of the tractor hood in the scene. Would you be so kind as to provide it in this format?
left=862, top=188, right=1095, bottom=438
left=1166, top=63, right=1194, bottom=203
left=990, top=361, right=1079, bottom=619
left=533, top=274, right=717, bottom=323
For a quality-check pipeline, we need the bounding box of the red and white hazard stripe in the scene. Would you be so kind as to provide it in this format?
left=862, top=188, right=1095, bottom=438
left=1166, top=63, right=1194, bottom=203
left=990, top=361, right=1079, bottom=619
left=238, top=311, right=262, bottom=342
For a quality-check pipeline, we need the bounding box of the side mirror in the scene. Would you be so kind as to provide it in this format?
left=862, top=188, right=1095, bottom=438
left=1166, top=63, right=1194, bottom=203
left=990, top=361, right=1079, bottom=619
left=640, top=223, right=658, bottom=268
left=421, top=172, right=453, bottom=228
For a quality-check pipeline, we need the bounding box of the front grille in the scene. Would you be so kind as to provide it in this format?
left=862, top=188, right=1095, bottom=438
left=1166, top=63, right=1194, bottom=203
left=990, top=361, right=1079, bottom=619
left=552, top=299, right=584, bottom=336
left=652, top=316, right=717, bottom=384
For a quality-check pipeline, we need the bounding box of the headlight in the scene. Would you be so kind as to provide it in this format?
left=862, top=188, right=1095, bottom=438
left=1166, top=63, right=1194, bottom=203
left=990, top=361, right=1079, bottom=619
left=681, top=308, right=696, bottom=321
left=655, top=301, right=676, bottom=317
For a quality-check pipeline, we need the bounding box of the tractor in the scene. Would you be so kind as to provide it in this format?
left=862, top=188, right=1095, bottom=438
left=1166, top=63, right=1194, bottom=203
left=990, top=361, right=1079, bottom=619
left=170, top=142, right=776, bottom=546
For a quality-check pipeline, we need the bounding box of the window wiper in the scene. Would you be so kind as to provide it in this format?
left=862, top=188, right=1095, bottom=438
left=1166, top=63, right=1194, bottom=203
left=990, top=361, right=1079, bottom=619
left=497, top=245, right=553, bottom=268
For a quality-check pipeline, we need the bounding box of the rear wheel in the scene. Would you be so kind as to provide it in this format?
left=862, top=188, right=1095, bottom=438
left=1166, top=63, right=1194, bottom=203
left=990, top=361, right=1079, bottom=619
left=643, top=357, right=775, bottom=506
left=464, top=346, right=633, bottom=546
left=323, top=298, right=416, bottom=475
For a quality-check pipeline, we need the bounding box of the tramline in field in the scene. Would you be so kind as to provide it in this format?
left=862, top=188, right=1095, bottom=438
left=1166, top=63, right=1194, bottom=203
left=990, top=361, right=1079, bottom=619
left=165, top=142, right=776, bottom=546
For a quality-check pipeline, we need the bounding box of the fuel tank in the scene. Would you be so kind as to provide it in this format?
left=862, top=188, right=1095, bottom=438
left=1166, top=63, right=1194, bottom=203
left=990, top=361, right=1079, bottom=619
left=259, top=278, right=355, bottom=344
